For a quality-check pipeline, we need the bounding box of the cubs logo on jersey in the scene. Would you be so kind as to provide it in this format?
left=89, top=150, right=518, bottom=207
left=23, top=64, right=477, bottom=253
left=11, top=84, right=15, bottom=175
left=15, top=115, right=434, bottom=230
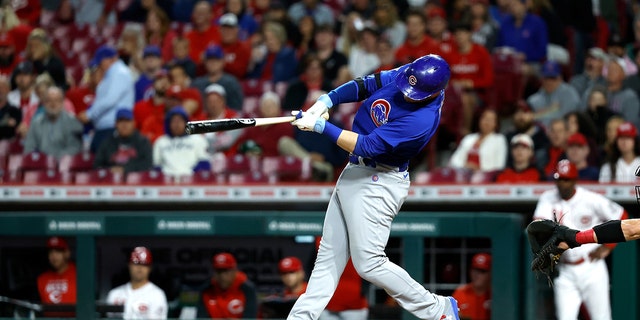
left=370, top=99, right=391, bottom=127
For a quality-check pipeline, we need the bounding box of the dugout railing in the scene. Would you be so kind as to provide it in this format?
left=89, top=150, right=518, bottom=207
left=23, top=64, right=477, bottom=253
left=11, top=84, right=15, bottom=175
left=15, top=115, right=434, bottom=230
left=0, top=211, right=636, bottom=320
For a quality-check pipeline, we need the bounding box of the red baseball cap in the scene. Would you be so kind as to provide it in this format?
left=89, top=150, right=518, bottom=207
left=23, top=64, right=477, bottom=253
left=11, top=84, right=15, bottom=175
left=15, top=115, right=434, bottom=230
left=471, top=253, right=491, bottom=271
left=47, top=236, right=69, bottom=250
left=129, top=246, right=153, bottom=265
left=279, top=256, right=303, bottom=273
left=427, top=7, right=446, bottom=19
left=567, top=133, right=588, bottom=146
left=212, top=252, right=237, bottom=269
left=553, top=159, right=578, bottom=180
left=617, top=122, right=638, bottom=138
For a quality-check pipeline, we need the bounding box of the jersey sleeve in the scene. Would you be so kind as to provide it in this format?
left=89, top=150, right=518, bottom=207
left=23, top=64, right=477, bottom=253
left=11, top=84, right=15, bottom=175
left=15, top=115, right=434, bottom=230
left=593, top=193, right=625, bottom=221
left=327, top=66, right=406, bottom=106
left=533, top=191, right=555, bottom=220
left=152, top=290, right=169, bottom=319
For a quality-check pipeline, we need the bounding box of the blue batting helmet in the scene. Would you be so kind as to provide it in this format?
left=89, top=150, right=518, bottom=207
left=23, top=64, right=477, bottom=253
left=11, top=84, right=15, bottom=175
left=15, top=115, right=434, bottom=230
left=395, top=54, right=451, bottom=101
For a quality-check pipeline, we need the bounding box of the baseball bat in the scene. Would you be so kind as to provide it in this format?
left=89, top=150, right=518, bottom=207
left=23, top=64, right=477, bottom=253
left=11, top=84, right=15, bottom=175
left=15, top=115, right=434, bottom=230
left=185, top=116, right=296, bottom=134
left=0, top=296, right=43, bottom=311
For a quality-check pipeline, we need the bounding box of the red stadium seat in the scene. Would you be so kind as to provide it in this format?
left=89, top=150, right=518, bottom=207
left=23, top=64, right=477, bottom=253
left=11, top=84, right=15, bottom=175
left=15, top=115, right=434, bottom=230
left=228, top=171, right=274, bottom=184
left=7, top=139, right=24, bottom=155
left=125, top=170, right=174, bottom=185
left=420, top=167, right=472, bottom=184
left=488, top=48, right=526, bottom=117
left=58, top=152, right=95, bottom=173
left=0, top=139, right=9, bottom=156
left=74, top=169, right=124, bottom=185
left=211, top=153, right=260, bottom=174
left=178, top=170, right=225, bottom=184
left=469, top=170, right=500, bottom=184
left=23, top=170, right=72, bottom=185
left=241, top=79, right=273, bottom=97
left=262, top=156, right=312, bottom=181
left=8, top=152, right=57, bottom=173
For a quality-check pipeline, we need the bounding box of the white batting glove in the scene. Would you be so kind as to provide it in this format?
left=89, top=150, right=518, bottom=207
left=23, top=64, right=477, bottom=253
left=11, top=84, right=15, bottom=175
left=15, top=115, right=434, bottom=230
left=306, top=94, right=332, bottom=117
left=291, top=110, right=326, bottom=133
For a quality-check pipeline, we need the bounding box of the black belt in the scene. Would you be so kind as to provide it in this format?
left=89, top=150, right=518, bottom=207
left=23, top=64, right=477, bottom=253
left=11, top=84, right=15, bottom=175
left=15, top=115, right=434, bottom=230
left=348, top=155, right=408, bottom=172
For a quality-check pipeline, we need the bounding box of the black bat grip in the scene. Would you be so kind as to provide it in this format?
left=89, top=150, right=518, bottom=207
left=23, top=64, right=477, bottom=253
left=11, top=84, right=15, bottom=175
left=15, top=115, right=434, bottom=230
left=185, top=122, right=214, bottom=135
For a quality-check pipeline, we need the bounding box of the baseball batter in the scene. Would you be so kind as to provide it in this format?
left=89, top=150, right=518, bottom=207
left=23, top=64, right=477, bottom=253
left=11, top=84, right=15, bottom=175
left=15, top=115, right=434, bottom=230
left=533, top=160, right=628, bottom=320
left=289, top=54, right=459, bottom=320
left=106, top=247, right=168, bottom=320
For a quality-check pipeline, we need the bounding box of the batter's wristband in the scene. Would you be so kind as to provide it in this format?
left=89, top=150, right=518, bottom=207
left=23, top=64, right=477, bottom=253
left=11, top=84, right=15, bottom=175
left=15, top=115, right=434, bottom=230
left=321, top=121, right=342, bottom=143
left=593, top=220, right=626, bottom=244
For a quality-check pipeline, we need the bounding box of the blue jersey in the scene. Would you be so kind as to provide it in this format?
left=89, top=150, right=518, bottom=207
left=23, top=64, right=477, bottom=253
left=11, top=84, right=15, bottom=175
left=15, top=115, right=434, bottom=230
left=327, top=66, right=444, bottom=168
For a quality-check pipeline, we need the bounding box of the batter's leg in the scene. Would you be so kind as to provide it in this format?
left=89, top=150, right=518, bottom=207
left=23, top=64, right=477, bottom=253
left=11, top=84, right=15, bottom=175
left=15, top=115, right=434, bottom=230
left=338, top=166, right=447, bottom=319
left=554, top=268, right=582, bottom=320
left=580, top=261, right=612, bottom=320
left=288, top=184, right=350, bottom=320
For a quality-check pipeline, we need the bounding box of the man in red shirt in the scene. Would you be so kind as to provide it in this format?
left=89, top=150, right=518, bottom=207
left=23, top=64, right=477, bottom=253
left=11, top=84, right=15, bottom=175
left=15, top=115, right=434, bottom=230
left=452, top=253, right=491, bottom=320
left=218, top=13, right=251, bottom=80
left=198, top=252, right=258, bottom=319
left=37, top=237, right=76, bottom=317
left=426, top=6, right=455, bottom=56
left=134, top=69, right=170, bottom=143
left=185, top=1, right=221, bottom=65
left=495, top=134, right=541, bottom=183
left=66, top=67, right=101, bottom=114
left=395, top=10, right=439, bottom=65
left=168, top=64, right=205, bottom=119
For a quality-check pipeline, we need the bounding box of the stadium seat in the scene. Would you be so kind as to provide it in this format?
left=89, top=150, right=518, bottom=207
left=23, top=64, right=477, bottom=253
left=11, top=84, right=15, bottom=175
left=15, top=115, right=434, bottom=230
left=7, top=139, right=24, bottom=155
left=58, top=152, right=95, bottom=173
left=211, top=153, right=260, bottom=174
left=125, top=170, right=174, bottom=185
left=469, top=170, right=500, bottom=184
left=23, top=170, right=72, bottom=185
left=420, top=167, right=472, bottom=184
left=241, top=79, right=273, bottom=97
left=262, top=156, right=312, bottom=182
left=0, top=139, right=9, bottom=155
left=178, top=170, right=225, bottom=184
left=489, top=48, right=525, bottom=117
left=7, top=152, right=57, bottom=173
left=74, top=169, right=124, bottom=185
left=228, top=171, right=274, bottom=184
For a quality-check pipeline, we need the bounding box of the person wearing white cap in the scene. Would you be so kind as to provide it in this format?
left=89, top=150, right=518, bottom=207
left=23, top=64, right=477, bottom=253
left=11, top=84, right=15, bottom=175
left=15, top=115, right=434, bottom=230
left=495, top=133, right=542, bottom=183
left=218, top=12, right=252, bottom=79
left=602, top=58, right=640, bottom=130
left=202, top=83, right=243, bottom=153
left=569, top=47, right=607, bottom=95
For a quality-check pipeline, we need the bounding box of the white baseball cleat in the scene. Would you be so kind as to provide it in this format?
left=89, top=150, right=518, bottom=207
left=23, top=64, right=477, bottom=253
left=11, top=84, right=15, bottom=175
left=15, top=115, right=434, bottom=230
left=440, top=296, right=460, bottom=320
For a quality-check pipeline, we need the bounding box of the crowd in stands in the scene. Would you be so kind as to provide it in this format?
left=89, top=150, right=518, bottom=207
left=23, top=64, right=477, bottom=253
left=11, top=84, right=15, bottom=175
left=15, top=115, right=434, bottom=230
left=0, top=0, right=640, bottom=185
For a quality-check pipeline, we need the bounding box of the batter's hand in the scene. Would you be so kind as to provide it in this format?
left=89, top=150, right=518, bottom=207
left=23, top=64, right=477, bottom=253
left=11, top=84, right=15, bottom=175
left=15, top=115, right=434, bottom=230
left=291, top=110, right=326, bottom=133
left=307, top=94, right=332, bottom=117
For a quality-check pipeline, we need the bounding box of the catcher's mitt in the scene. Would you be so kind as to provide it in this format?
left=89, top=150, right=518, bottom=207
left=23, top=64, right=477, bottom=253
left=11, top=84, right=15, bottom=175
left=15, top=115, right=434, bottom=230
left=526, top=219, right=580, bottom=284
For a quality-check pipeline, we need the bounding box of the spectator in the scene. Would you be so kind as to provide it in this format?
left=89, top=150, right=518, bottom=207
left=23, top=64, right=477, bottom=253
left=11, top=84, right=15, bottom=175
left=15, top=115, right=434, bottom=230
left=310, top=24, right=348, bottom=86
left=449, top=109, right=508, bottom=172
left=67, top=0, right=116, bottom=26
left=283, top=54, right=333, bottom=112
left=446, top=21, right=494, bottom=135
left=116, top=24, right=145, bottom=78
left=0, top=4, right=34, bottom=55
left=495, top=0, right=548, bottom=64
left=341, top=0, right=375, bottom=21
left=192, top=45, right=244, bottom=111
left=602, top=116, right=626, bottom=162
left=144, top=5, right=177, bottom=63
left=11, top=0, right=40, bottom=26
left=583, top=86, right=617, bottom=147
left=372, top=0, right=406, bottom=49
left=135, top=69, right=170, bottom=143
left=202, top=83, right=242, bottom=154
left=372, top=37, right=399, bottom=73
left=564, top=110, right=600, bottom=166
left=287, top=0, right=335, bottom=27
left=30, top=74, right=75, bottom=122
left=106, top=247, right=168, bottom=320
left=570, top=47, right=607, bottom=97
left=135, top=45, right=164, bottom=103
left=263, top=0, right=303, bottom=53
left=599, top=122, right=640, bottom=183
left=37, top=237, right=76, bottom=316
left=0, top=32, right=20, bottom=77
left=602, top=58, right=640, bottom=129
left=167, top=64, right=204, bottom=119
left=607, top=33, right=638, bottom=76
left=495, top=134, right=541, bottom=183
left=79, top=45, right=135, bottom=153
left=185, top=1, right=220, bottom=64
left=66, top=67, right=100, bottom=115
left=425, top=6, right=454, bottom=56
left=248, top=21, right=299, bottom=83
left=9, top=61, right=38, bottom=138
left=167, top=36, right=197, bottom=79
left=23, top=28, right=66, bottom=89
left=23, top=87, right=82, bottom=159
left=94, top=108, right=153, bottom=175
left=347, top=22, right=380, bottom=78
left=260, top=256, right=307, bottom=319
left=452, top=253, right=491, bottom=320
left=526, top=60, right=581, bottom=129
left=0, top=77, right=20, bottom=140
left=336, top=12, right=363, bottom=58
left=119, top=0, right=173, bottom=24
left=294, top=15, right=316, bottom=58
left=469, top=0, right=498, bottom=51
left=489, top=0, right=510, bottom=26
left=543, top=118, right=569, bottom=178
left=395, top=10, right=439, bottom=65
left=153, top=106, right=210, bottom=177
left=235, top=91, right=294, bottom=157
left=222, top=0, right=259, bottom=41
left=197, top=252, right=258, bottom=319
left=565, top=133, right=600, bottom=181
left=218, top=13, right=252, bottom=79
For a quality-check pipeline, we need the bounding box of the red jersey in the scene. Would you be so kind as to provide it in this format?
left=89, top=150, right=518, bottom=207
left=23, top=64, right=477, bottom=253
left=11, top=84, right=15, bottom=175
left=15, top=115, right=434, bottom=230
left=221, top=40, right=252, bottom=79
left=452, top=284, right=490, bottom=320
left=186, top=26, right=221, bottom=63
left=201, top=271, right=255, bottom=319
left=395, top=36, right=440, bottom=65
left=283, top=282, right=308, bottom=299
left=66, top=86, right=95, bottom=114
left=433, top=33, right=455, bottom=56
left=133, top=98, right=165, bottom=129
left=235, top=122, right=293, bottom=157
left=37, top=263, right=77, bottom=305
left=446, top=44, right=494, bottom=89
left=495, top=167, right=541, bottom=183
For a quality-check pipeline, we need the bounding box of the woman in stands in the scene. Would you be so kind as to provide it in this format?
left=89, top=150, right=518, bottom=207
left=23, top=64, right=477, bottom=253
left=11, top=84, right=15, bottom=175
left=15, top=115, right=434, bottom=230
left=144, top=6, right=176, bottom=63
left=599, top=121, right=640, bottom=183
